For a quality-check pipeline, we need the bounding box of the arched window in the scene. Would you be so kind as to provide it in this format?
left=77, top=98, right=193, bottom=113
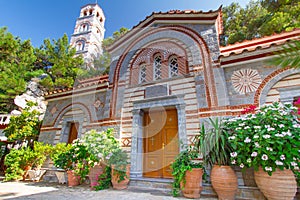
left=76, top=40, right=85, bottom=51
left=169, top=56, right=179, bottom=77
left=83, top=10, right=87, bottom=16
left=89, top=9, right=93, bottom=15
left=153, top=54, right=162, bottom=80
left=139, top=63, right=147, bottom=84
left=80, top=23, right=89, bottom=32
left=96, top=28, right=102, bottom=38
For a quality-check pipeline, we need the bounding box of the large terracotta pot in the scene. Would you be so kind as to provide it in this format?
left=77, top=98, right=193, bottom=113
left=211, top=165, right=238, bottom=200
left=111, top=164, right=130, bottom=190
left=67, top=170, right=80, bottom=187
left=254, top=167, right=297, bottom=200
left=89, top=164, right=104, bottom=189
left=180, top=168, right=203, bottom=199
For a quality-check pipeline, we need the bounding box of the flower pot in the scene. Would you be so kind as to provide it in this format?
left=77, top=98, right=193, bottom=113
left=111, top=164, right=130, bottom=190
left=254, top=167, right=297, bottom=200
left=89, top=164, right=104, bottom=189
left=180, top=168, right=203, bottom=199
left=67, top=170, right=80, bottom=187
left=211, top=165, right=238, bottom=200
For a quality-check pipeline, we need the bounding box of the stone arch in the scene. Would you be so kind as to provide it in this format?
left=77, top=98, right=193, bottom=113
left=129, top=40, right=189, bottom=85
left=254, top=68, right=300, bottom=105
left=53, top=102, right=92, bottom=127
left=75, top=38, right=87, bottom=51
left=78, top=22, right=91, bottom=33
left=110, top=25, right=216, bottom=116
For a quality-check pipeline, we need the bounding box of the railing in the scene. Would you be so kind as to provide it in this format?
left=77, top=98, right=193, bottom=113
left=0, top=114, right=10, bottom=125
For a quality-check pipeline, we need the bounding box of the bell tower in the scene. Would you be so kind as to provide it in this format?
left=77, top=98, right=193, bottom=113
left=70, top=3, right=105, bottom=69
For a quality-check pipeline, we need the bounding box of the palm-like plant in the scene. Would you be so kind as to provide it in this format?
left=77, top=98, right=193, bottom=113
left=271, top=40, right=300, bottom=68
left=197, top=118, right=232, bottom=166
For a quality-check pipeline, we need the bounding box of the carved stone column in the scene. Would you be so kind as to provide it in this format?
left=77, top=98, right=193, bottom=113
left=176, top=104, right=187, bottom=151
left=130, top=109, right=144, bottom=178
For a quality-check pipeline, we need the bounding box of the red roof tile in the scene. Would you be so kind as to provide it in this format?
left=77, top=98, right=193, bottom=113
left=107, top=7, right=222, bottom=52
left=44, top=74, right=109, bottom=97
left=220, top=28, right=300, bottom=58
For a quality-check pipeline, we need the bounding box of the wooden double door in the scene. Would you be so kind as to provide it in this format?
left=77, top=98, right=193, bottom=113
left=143, top=108, right=179, bottom=178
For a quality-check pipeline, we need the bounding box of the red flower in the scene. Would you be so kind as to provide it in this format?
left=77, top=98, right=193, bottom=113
left=294, top=97, right=300, bottom=116
left=241, top=105, right=257, bottom=114
left=294, top=97, right=300, bottom=105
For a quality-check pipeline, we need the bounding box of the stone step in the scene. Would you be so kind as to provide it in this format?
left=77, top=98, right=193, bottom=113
left=129, top=178, right=217, bottom=199
left=129, top=177, right=172, bottom=192
left=128, top=178, right=269, bottom=200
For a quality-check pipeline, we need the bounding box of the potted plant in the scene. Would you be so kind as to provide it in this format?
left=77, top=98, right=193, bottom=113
left=107, top=147, right=130, bottom=190
left=50, top=143, right=71, bottom=184
left=26, top=142, right=52, bottom=181
left=4, top=141, right=51, bottom=181
left=4, top=147, right=35, bottom=181
left=80, top=128, right=118, bottom=189
left=224, top=102, right=300, bottom=200
left=171, top=145, right=204, bottom=198
left=53, top=139, right=91, bottom=187
left=198, top=118, right=238, bottom=200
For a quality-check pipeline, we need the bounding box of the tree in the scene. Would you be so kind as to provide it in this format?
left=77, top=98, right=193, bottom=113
left=221, top=1, right=268, bottom=45
left=34, top=34, right=86, bottom=91
left=102, top=27, right=129, bottom=48
left=3, top=102, right=42, bottom=143
left=221, top=0, right=300, bottom=45
left=85, top=51, right=111, bottom=77
left=259, top=0, right=300, bottom=35
left=81, top=27, right=129, bottom=78
left=0, top=27, right=40, bottom=113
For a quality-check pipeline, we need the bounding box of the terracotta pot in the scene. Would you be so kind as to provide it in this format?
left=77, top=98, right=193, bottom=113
left=111, top=164, right=130, bottom=190
left=254, top=167, right=297, bottom=200
left=67, top=170, right=80, bottom=187
left=89, top=164, right=104, bottom=189
left=180, top=168, right=203, bottom=199
left=211, top=165, right=238, bottom=200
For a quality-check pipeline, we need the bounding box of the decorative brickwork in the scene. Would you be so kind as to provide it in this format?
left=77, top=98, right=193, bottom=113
left=254, top=68, right=291, bottom=105
left=121, top=137, right=132, bottom=147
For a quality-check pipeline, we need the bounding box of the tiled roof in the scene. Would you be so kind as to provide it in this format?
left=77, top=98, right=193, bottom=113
left=220, top=28, right=300, bottom=58
left=44, top=74, right=109, bottom=97
left=132, top=7, right=222, bottom=30
left=76, top=74, right=109, bottom=88
left=106, top=7, right=222, bottom=51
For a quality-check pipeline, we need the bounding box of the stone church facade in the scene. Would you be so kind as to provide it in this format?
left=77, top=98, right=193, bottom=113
left=39, top=4, right=300, bottom=180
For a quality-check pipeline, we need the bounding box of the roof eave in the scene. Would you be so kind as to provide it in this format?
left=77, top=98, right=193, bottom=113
left=106, top=9, right=221, bottom=53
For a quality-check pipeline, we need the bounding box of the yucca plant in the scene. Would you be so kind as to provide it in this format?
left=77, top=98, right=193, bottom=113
left=271, top=40, right=300, bottom=69
left=196, top=118, right=232, bottom=166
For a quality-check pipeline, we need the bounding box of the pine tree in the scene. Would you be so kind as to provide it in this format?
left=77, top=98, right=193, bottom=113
left=0, top=27, right=39, bottom=113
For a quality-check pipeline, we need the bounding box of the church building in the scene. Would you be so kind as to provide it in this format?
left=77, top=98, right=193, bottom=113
left=39, top=3, right=300, bottom=182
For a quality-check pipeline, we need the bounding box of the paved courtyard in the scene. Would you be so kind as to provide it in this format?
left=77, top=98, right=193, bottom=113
left=0, top=181, right=217, bottom=200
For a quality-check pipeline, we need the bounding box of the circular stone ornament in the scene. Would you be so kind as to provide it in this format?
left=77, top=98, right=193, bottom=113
left=231, top=69, right=262, bottom=94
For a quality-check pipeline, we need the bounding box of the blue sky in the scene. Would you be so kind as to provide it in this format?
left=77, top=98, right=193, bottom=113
left=0, top=0, right=250, bottom=47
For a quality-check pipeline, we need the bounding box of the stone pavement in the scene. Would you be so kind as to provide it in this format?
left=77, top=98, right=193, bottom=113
left=0, top=181, right=217, bottom=200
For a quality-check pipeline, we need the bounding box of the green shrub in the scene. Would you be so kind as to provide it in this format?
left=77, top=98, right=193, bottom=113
left=4, top=141, right=52, bottom=181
